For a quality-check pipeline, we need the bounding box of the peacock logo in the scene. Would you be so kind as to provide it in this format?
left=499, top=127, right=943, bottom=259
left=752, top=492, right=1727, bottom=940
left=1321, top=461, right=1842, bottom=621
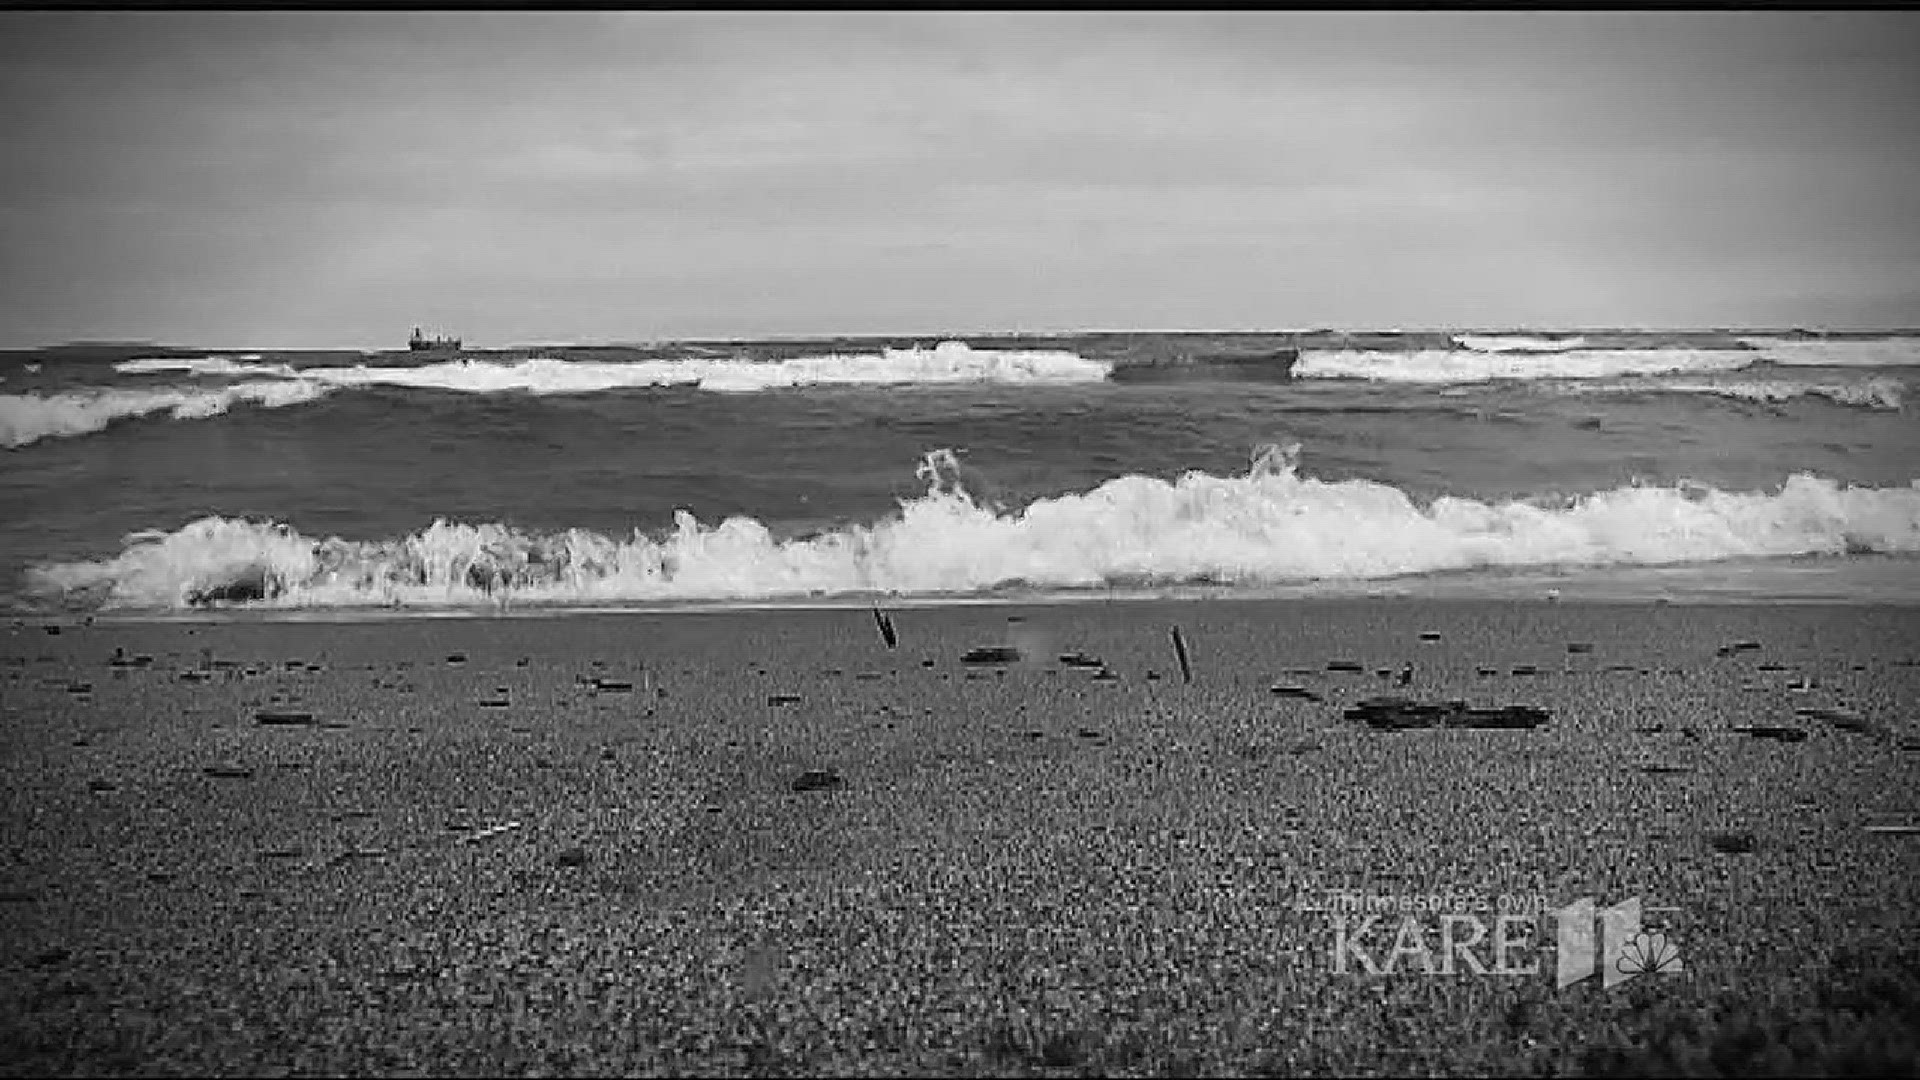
left=1617, top=931, right=1685, bottom=978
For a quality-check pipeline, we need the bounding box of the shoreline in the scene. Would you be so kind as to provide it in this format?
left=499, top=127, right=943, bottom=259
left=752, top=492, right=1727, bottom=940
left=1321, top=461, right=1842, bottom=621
left=54, top=594, right=1920, bottom=630
left=31, top=565, right=1920, bottom=627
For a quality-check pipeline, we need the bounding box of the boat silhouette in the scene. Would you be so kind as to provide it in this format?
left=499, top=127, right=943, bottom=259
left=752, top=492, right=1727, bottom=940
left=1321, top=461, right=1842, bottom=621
left=408, top=327, right=462, bottom=352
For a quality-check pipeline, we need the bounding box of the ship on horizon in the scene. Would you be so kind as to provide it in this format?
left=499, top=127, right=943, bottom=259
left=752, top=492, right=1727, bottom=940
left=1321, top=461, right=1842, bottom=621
left=408, top=326, right=462, bottom=352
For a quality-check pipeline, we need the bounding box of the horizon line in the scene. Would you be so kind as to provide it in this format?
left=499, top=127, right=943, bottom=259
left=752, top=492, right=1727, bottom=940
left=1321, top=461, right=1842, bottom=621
left=9, top=324, right=1919, bottom=353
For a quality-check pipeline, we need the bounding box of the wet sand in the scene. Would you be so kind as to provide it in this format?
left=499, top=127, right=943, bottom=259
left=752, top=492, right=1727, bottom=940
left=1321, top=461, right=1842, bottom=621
left=2, top=599, right=1917, bottom=1076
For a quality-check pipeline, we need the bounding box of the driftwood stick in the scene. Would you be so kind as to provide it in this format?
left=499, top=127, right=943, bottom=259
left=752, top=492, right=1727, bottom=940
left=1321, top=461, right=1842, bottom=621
left=1171, top=624, right=1193, bottom=684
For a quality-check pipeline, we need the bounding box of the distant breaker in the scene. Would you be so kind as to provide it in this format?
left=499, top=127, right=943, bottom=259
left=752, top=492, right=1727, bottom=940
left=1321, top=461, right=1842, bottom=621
left=1105, top=347, right=1301, bottom=384
left=1453, top=334, right=1589, bottom=353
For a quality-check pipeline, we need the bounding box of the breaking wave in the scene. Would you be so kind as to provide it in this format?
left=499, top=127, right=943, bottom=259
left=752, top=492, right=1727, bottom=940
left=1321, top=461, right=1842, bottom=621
left=26, top=446, right=1920, bottom=611
left=1295, top=348, right=1756, bottom=384
left=1453, top=334, right=1590, bottom=353
left=1739, top=337, right=1920, bottom=368
left=117, top=356, right=296, bottom=378
left=1566, top=376, right=1905, bottom=411
left=113, top=342, right=1111, bottom=394
left=1, top=381, right=334, bottom=449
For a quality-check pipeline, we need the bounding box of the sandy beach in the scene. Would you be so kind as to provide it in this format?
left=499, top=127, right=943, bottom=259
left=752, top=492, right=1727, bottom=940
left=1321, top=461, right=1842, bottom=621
left=2, top=598, right=1917, bottom=1076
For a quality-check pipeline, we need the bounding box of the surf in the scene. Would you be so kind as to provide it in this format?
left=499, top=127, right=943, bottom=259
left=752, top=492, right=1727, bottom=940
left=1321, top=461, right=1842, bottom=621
left=26, top=445, right=1920, bottom=612
left=113, top=341, right=1113, bottom=394
left=0, top=381, right=334, bottom=449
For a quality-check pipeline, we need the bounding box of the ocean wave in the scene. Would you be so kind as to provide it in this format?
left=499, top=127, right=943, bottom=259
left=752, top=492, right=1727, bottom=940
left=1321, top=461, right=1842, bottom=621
left=1566, top=376, right=1905, bottom=411
left=1738, top=337, right=1920, bottom=368
left=113, top=342, right=1111, bottom=394
left=1453, top=334, right=1590, bottom=353
left=26, top=446, right=1920, bottom=610
left=117, top=356, right=298, bottom=378
left=0, top=381, right=334, bottom=449
left=1295, top=348, right=1755, bottom=384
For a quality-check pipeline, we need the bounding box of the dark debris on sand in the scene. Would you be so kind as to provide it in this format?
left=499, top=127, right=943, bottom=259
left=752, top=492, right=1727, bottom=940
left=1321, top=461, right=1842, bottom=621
left=960, top=646, right=1022, bottom=665
left=790, top=769, right=846, bottom=793
left=1707, top=831, right=1760, bottom=854
left=1733, top=725, right=1809, bottom=743
left=1345, top=696, right=1551, bottom=731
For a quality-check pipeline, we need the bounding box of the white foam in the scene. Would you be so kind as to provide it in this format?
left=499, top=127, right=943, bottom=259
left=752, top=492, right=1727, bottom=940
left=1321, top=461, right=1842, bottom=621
left=0, top=381, right=333, bottom=449
left=314, top=357, right=689, bottom=394
left=113, top=341, right=1110, bottom=394
left=1296, top=348, right=1756, bottom=384
left=28, top=446, right=1920, bottom=610
left=116, top=356, right=301, bottom=378
left=1568, top=376, right=1905, bottom=411
left=685, top=343, right=1111, bottom=392
left=1454, top=334, right=1590, bottom=353
left=1738, top=337, right=1920, bottom=368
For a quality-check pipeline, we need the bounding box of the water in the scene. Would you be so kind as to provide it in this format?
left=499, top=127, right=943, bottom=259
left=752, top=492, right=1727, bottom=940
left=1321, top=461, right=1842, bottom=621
left=2, top=332, right=1916, bottom=614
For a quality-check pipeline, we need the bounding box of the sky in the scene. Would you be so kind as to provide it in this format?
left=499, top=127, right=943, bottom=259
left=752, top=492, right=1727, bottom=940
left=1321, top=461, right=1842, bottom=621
left=1, top=10, right=1917, bottom=348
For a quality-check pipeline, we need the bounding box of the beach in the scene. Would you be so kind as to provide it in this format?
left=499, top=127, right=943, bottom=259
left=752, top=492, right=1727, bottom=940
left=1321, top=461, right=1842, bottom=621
left=3, top=598, right=1916, bottom=1076
left=9, top=7, right=1920, bottom=1075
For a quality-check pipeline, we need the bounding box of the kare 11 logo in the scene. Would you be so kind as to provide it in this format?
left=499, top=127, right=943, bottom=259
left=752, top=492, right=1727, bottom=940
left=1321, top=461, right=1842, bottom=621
left=1308, top=891, right=1684, bottom=990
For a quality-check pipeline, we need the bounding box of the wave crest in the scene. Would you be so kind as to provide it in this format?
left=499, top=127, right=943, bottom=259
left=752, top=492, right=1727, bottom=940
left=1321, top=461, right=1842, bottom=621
left=113, top=342, right=1111, bottom=394
left=26, top=450, right=1920, bottom=610
left=1568, top=376, right=1905, bottom=411
left=1296, top=348, right=1756, bottom=384
left=1, top=382, right=333, bottom=449
left=1453, top=334, right=1590, bottom=353
left=1739, top=338, right=1920, bottom=368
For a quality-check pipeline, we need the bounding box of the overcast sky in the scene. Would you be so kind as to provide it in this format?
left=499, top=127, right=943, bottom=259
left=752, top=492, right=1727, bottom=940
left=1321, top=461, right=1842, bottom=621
left=1, top=11, right=1917, bottom=347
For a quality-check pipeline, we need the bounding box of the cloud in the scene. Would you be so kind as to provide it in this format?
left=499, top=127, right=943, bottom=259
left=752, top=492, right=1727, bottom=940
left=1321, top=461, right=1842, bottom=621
left=1, top=11, right=1918, bottom=344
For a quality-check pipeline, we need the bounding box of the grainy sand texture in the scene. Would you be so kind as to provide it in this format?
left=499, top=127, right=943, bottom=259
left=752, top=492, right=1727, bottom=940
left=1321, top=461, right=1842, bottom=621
left=2, top=600, right=1917, bottom=1076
